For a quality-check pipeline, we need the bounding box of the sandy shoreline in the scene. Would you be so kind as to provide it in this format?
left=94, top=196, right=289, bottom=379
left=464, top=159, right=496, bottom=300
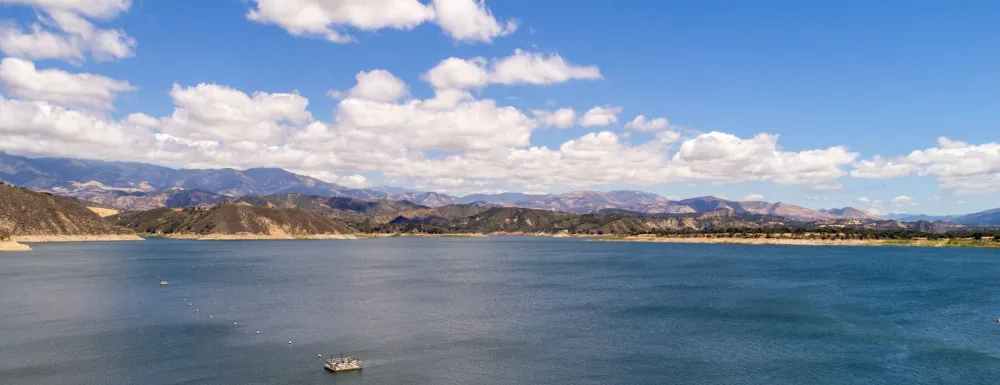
left=372, top=233, right=489, bottom=238
left=149, top=233, right=359, bottom=240
left=0, top=241, right=32, bottom=251
left=594, top=235, right=1000, bottom=248
left=15, top=234, right=144, bottom=243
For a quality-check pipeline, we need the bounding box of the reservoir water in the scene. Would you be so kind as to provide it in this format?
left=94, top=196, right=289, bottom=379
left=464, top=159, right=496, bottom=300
left=1, top=237, right=999, bottom=384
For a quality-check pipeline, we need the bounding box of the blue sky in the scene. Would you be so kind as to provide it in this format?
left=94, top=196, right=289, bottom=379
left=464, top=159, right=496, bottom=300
left=0, top=0, right=997, bottom=215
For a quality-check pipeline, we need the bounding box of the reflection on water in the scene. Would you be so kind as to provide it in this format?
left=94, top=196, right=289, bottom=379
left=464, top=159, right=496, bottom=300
left=1, top=238, right=999, bottom=384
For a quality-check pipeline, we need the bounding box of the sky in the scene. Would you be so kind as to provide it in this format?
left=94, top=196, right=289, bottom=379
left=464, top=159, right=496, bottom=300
left=0, top=0, right=997, bottom=216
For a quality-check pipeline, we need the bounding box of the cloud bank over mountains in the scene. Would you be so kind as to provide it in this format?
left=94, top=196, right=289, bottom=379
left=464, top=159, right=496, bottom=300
left=0, top=0, right=996, bottom=199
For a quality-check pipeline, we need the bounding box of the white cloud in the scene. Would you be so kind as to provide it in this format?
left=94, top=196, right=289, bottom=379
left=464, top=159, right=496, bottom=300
left=338, top=174, right=370, bottom=188
left=395, top=130, right=857, bottom=191
left=743, top=194, right=765, bottom=201
left=159, top=83, right=312, bottom=143
left=488, top=49, right=600, bottom=85
left=423, top=50, right=601, bottom=90
left=624, top=114, right=669, bottom=131
left=891, top=195, right=916, bottom=207
left=0, top=0, right=131, bottom=19
left=332, top=93, right=534, bottom=151
left=672, top=132, right=857, bottom=185
left=125, top=112, right=158, bottom=127
left=0, top=22, right=80, bottom=60
left=432, top=0, right=516, bottom=43
left=0, top=64, right=865, bottom=195
left=579, top=106, right=622, bottom=127
left=858, top=197, right=870, bottom=204
left=530, top=108, right=576, bottom=129
left=0, top=57, right=134, bottom=110
left=808, top=183, right=844, bottom=191
left=291, top=169, right=370, bottom=188
left=852, top=137, right=1000, bottom=194
left=246, top=0, right=515, bottom=44
left=0, top=3, right=135, bottom=63
left=247, top=0, right=433, bottom=43
left=851, top=155, right=918, bottom=179
left=340, top=69, right=409, bottom=102
left=656, top=130, right=681, bottom=144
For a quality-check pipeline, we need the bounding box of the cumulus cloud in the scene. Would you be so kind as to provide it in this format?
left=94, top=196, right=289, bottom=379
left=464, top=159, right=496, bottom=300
left=579, top=106, right=622, bottom=127
left=159, top=83, right=312, bottom=143
left=332, top=91, right=534, bottom=151
left=0, top=57, right=134, bottom=110
left=394, top=129, right=858, bottom=191
left=743, top=194, right=765, bottom=201
left=0, top=0, right=131, bottom=19
left=808, top=183, right=844, bottom=191
left=0, top=2, right=135, bottom=62
left=624, top=114, right=669, bottom=131
left=336, top=69, right=409, bottom=102
left=423, top=49, right=601, bottom=90
left=247, top=0, right=514, bottom=44
left=530, top=108, right=576, bottom=129
left=0, top=65, right=864, bottom=195
left=852, top=137, right=1000, bottom=194
left=891, top=195, right=916, bottom=207
left=432, top=0, right=516, bottom=42
left=672, top=132, right=857, bottom=185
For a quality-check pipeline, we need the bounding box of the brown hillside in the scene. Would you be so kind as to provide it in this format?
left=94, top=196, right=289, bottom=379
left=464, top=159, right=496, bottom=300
left=0, top=184, right=135, bottom=237
left=115, top=203, right=356, bottom=238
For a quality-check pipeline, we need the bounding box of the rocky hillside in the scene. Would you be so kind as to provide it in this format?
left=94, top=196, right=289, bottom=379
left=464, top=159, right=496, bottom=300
left=372, top=206, right=804, bottom=235
left=113, top=203, right=356, bottom=238
left=0, top=183, right=136, bottom=240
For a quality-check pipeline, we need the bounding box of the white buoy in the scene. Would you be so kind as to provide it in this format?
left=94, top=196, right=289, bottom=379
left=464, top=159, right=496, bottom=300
left=189, top=303, right=192, bottom=306
left=288, top=341, right=292, bottom=344
left=196, top=309, right=199, bottom=312
left=209, top=315, right=213, bottom=318
left=318, top=354, right=322, bottom=358
left=233, top=322, right=237, bottom=325
left=256, top=331, right=260, bottom=334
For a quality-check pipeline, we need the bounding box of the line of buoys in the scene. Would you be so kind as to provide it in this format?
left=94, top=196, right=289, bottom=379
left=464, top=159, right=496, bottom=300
left=180, top=294, right=287, bottom=349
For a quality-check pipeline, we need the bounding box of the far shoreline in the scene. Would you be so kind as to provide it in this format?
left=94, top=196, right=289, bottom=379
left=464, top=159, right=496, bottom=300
left=15, top=234, right=144, bottom=243
left=8, top=233, right=998, bottom=249
left=594, top=235, right=1000, bottom=248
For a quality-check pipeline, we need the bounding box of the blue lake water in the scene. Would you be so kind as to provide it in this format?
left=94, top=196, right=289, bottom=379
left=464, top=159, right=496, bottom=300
left=1, top=237, right=999, bottom=384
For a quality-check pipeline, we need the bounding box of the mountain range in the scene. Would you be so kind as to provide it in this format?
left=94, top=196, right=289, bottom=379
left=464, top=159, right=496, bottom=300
left=2, top=151, right=998, bottom=226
